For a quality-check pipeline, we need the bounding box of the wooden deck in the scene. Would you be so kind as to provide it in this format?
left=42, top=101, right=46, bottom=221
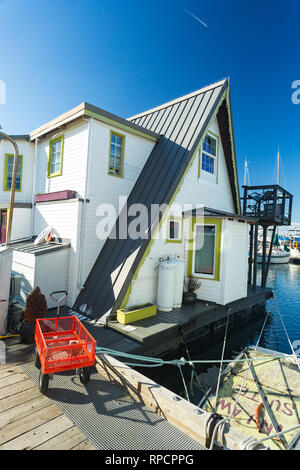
left=0, top=342, right=96, bottom=450
left=108, top=286, right=272, bottom=356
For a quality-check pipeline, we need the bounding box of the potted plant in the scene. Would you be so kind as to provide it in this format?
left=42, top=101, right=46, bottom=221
left=20, top=287, right=48, bottom=343
left=183, top=277, right=201, bottom=305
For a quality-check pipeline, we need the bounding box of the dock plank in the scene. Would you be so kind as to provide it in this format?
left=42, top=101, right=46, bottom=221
left=0, top=371, right=29, bottom=389
left=0, top=365, right=23, bottom=380
left=0, top=378, right=35, bottom=400
left=0, top=404, right=62, bottom=446
left=0, top=387, right=42, bottom=413
left=72, top=439, right=97, bottom=450
left=1, top=414, right=74, bottom=450
left=34, top=426, right=93, bottom=450
left=0, top=395, right=52, bottom=427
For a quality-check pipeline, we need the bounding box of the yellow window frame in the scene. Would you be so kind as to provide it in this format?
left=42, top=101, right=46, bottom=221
left=4, top=153, right=23, bottom=192
left=166, top=216, right=183, bottom=243
left=47, top=135, right=64, bottom=178
left=198, top=130, right=220, bottom=183
left=187, top=218, right=222, bottom=281
left=108, top=130, right=125, bottom=178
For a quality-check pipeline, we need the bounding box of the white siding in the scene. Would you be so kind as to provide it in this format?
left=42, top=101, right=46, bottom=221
left=34, top=200, right=81, bottom=306
left=32, top=118, right=155, bottom=304
left=34, top=120, right=89, bottom=198
left=80, top=119, right=155, bottom=283
left=127, top=117, right=239, bottom=308
left=221, top=219, right=248, bottom=305
left=0, top=139, right=34, bottom=204
left=11, top=207, right=32, bottom=242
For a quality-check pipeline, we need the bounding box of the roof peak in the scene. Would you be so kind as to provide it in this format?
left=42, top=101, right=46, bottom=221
left=128, top=78, right=228, bottom=121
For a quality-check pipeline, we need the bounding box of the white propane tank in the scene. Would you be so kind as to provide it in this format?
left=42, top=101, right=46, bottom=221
left=0, top=246, right=13, bottom=335
left=173, top=256, right=185, bottom=308
left=157, top=258, right=175, bottom=312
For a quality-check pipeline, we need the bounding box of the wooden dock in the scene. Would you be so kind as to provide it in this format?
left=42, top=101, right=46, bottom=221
left=0, top=343, right=96, bottom=450
left=108, top=286, right=272, bottom=356
left=0, top=340, right=207, bottom=451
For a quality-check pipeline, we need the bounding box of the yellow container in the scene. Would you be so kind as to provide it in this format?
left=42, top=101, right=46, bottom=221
left=117, top=303, right=157, bottom=325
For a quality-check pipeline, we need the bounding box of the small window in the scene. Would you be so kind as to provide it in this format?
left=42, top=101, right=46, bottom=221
left=108, top=132, right=124, bottom=177
left=194, top=225, right=216, bottom=276
left=4, top=154, right=23, bottom=191
left=167, top=218, right=182, bottom=243
left=48, top=136, right=64, bottom=178
left=201, top=134, right=217, bottom=175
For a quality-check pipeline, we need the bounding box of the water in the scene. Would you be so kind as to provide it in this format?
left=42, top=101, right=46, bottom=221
left=138, top=264, right=300, bottom=398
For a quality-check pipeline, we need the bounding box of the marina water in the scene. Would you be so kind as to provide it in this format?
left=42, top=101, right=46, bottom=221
left=139, top=264, right=300, bottom=400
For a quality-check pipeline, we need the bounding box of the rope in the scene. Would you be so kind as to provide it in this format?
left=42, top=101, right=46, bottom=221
left=272, top=293, right=300, bottom=372
left=240, top=424, right=300, bottom=450
left=208, top=305, right=271, bottom=450
left=179, top=326, right=216, bottom=413
left=215, top=308, right=231, bottom=413
left=177, top=361, right=190, bottom=402
left=229, top=306, right=271, bottom=422
left=96, top=347, right=298, bottom=368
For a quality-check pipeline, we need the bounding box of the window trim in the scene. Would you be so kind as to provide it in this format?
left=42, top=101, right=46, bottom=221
left=47, top=135, right=64, bottom=178
left=108, top=130, right=125, bottom=178
left=4, top=153, right=23, bottom=192
left=166, top=216, right=183, bottom=243
left=198, top=131, right=219, bottom=182
left=187, top=218, right=222, bottom=281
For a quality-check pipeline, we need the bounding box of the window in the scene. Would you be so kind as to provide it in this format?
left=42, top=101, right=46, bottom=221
left=4, top=154, right=23, bottom=191
left=48, top=136, right=64, bottom=178
left=108, top=132, right=125, bottom=177
left=194, top=225, right=216, bottom=276
left=201, top=133, right=218, bottom=175
left=167, top=218, right=182, bottom=243
left=187, top=219, right=222, bottom=281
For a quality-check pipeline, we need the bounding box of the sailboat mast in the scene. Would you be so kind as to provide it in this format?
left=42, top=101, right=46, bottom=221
left=277, top=146, right=280, bottom=185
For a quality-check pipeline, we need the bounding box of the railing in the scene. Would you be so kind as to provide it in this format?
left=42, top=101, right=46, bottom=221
left=242, top=185, right=293, bottom=226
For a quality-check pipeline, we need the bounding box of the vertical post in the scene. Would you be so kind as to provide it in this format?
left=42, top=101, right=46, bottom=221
left=265, top=226, right=276, bottom=287
left=242, top=186, right=247, bottom=216
left=253, top=221, right=259, bottom=291
left=248, top=224, right=254, bottom=284
left=261, top=226, right=268, bottom=288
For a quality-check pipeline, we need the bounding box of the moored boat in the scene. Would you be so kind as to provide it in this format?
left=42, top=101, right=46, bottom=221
left=257, top=249, right=290, bottom=264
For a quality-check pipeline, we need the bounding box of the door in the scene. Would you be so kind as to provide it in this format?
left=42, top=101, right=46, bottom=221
left=0, top=210, right=7, bottom=244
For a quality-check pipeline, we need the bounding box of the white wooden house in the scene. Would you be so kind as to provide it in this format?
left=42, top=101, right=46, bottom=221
left=73, top=79, right=252, bottom=323
left=8, top=78, right=252, bottom=320
left=0, top=135, right=34, bottom=243
left=16, top=103, right=158, bottom=307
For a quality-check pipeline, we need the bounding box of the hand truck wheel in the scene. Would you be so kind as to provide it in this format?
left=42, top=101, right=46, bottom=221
left=39, top=369, right=49, bottom=394
left=78, top=366, right=90, bottom=384
left=34, top=347, right=41, bottom=369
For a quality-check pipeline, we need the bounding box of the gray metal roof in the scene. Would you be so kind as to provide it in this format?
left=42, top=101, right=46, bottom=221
left=183, top=207, right=254, bottom=222
left=0, top=135, right=30, bottom=141
left=30, top=102, right=160, bottom=141
left=73, top=79, right=237, bottom=323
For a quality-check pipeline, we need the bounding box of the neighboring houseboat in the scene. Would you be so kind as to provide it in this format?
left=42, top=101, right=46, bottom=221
left=0, top=135, right=34, bottom=243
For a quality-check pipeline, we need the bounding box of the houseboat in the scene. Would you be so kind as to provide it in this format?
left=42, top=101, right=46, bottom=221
left=3, top=78, right=287, bottom=355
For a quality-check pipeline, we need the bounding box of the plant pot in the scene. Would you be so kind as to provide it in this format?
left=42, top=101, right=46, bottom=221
left=182, top=292, right=197, bottom=305
left=20, top=320, right=36, bottom=344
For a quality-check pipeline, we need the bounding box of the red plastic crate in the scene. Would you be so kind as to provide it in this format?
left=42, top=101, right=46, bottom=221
left=35, top=316, right=96, bottom=375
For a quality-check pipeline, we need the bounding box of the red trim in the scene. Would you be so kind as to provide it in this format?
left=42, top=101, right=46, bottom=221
left=36, top=190, right=76, bottom=203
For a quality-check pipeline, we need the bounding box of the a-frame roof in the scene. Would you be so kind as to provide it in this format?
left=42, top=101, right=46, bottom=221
left=73, top=79, right=240, bottom=322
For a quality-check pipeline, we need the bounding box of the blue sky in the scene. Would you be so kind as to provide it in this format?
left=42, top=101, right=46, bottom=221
left=0, top=0, right=299, bottom=219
